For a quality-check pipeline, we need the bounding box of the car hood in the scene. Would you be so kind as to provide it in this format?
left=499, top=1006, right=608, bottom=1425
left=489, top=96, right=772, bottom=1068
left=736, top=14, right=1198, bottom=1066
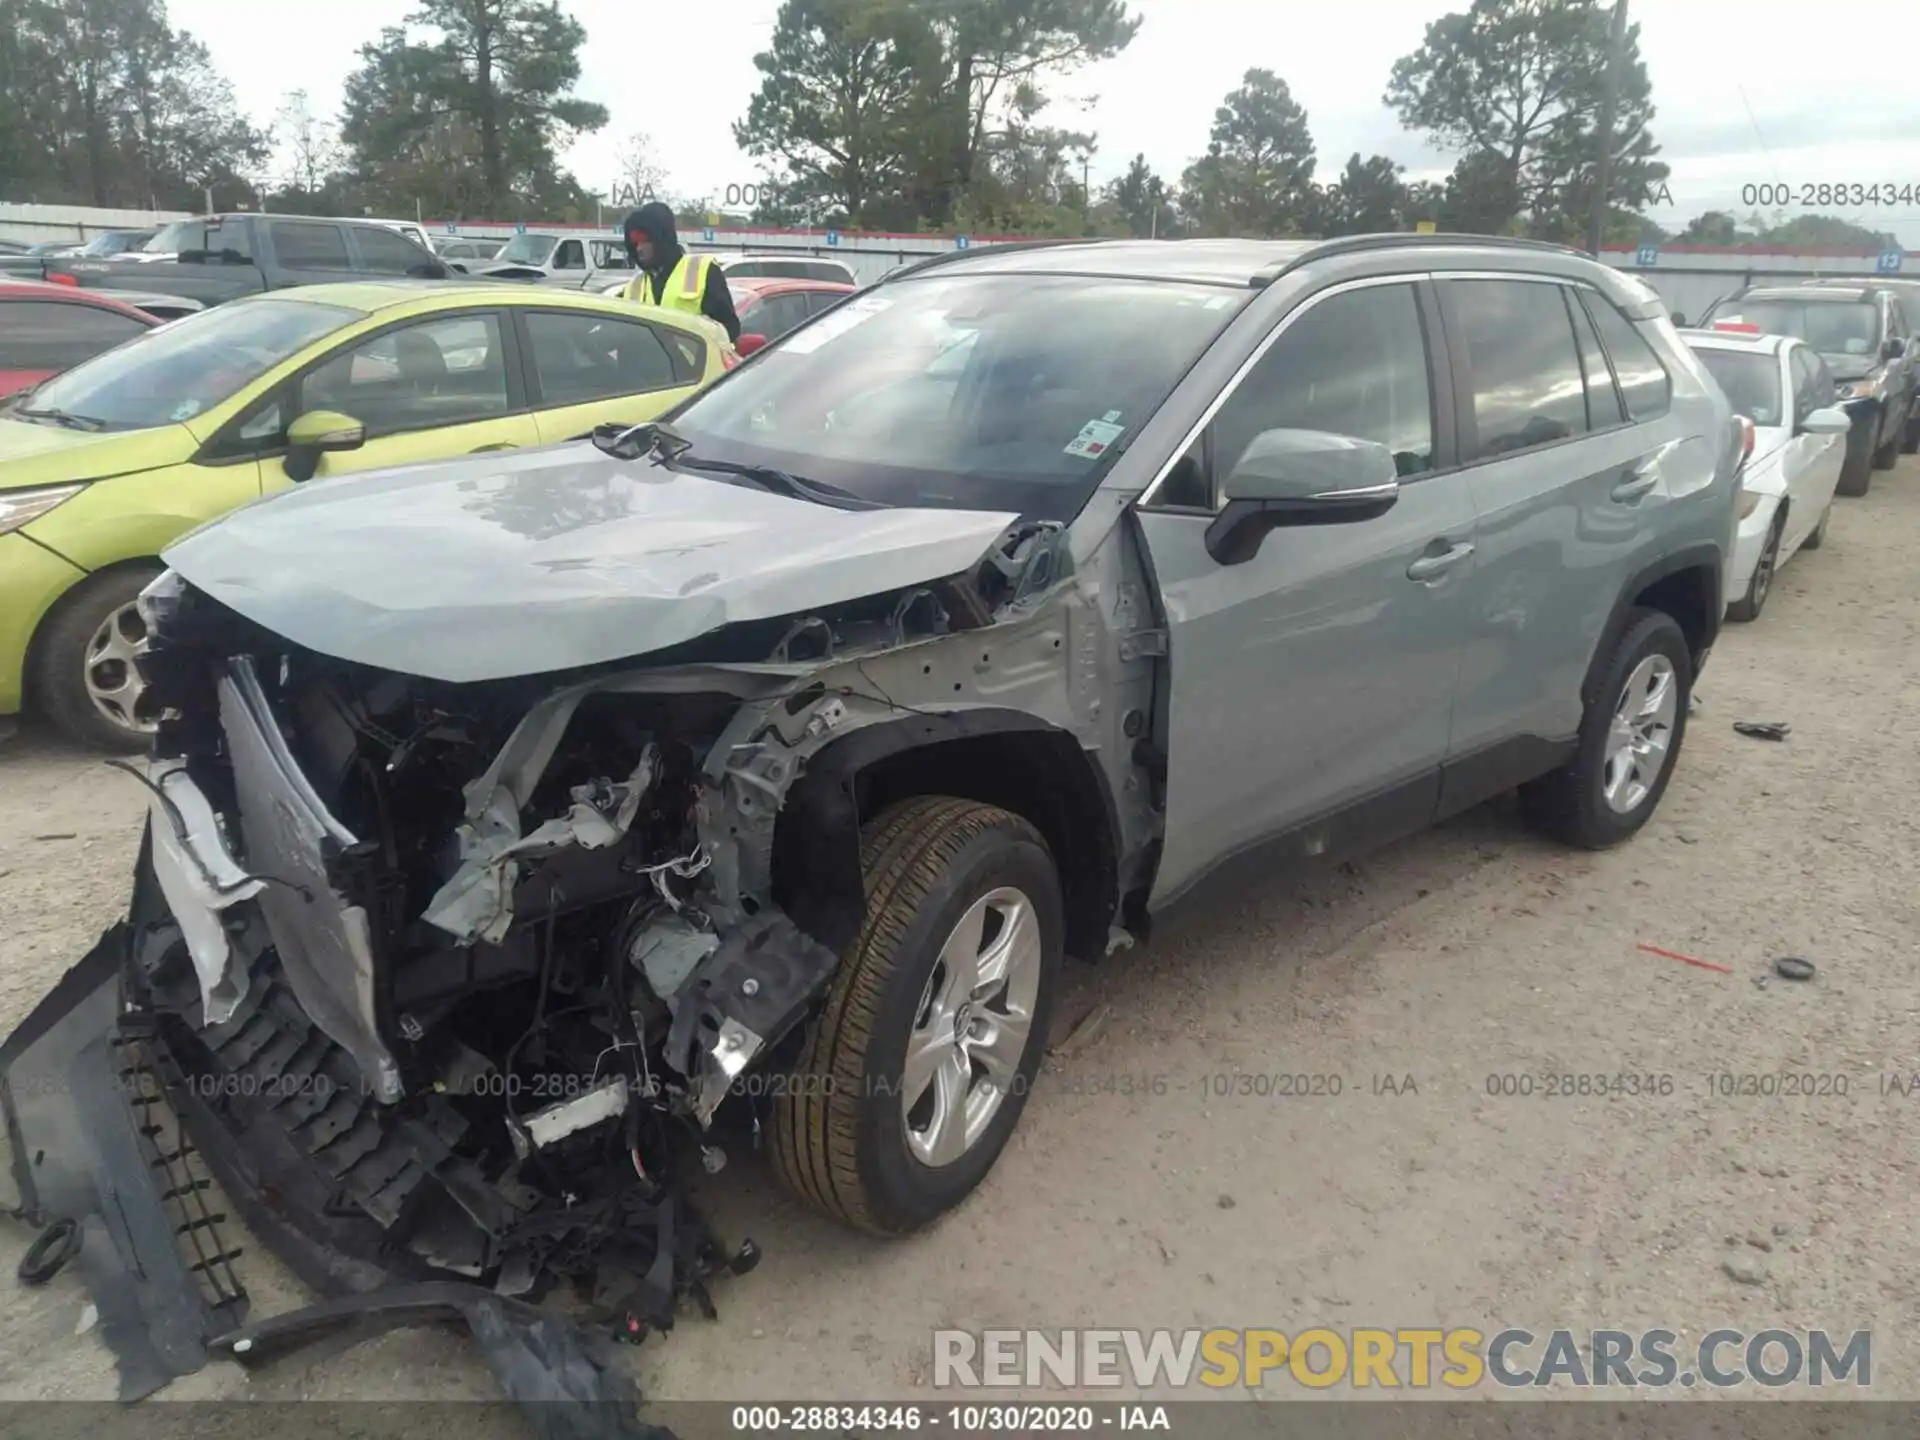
left=0, top=417, right=197, bottom=492
left=162, top=443, right=1022, bottom=684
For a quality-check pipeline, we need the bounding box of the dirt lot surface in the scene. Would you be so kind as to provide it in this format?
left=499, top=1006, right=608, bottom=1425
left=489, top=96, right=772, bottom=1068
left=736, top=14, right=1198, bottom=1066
left=2, top=458, right=1918, bottom=1415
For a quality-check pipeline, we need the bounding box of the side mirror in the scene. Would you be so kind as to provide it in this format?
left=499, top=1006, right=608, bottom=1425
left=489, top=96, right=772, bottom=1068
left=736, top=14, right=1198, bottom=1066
left=1671, top=312, right=1689, bottom=328
left=283, top=409, right=366, bottom=482
left=1884, top=337, right=1907, bottom=361
left=1204, top=429, right=1401, bottom=566
left=736, top=333, right=768, bottom=357
left=1799, top=406, right=1852, bottom=437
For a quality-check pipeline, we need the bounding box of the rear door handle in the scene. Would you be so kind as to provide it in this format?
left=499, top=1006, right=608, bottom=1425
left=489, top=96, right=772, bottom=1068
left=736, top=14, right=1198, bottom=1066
left=1610, top=467, right=1659, bottom=503
left=1407, top=542, right=1475, bottom=583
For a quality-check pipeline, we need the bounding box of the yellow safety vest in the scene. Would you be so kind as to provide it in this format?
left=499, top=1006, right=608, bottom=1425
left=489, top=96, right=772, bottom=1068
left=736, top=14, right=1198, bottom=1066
left=624, top=253, right=710, bottom=317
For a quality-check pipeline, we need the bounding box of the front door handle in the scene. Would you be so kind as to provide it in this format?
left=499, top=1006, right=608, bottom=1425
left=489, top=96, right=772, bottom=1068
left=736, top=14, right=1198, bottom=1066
left=1407, top=542, right=1475, bottom=583
left=470, top=443, right=519, bottom=453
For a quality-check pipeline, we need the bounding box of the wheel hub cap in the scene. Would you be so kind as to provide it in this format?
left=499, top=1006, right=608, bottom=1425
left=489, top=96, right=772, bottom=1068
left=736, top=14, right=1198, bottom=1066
left=901, top=886, right=1041, bottom=1168
left=1601, top=654, right=1677, bottom=815
left=84, top=601, right=156, bottom=735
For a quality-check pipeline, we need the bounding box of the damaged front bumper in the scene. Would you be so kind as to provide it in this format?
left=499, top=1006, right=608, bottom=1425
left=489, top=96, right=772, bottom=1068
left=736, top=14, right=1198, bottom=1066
left=0, top=914, right=740, bottom=1431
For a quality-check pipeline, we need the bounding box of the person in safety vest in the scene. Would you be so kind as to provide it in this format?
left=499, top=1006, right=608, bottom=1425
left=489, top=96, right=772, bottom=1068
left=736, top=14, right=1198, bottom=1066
left=619, top=202, right=741, bottom=342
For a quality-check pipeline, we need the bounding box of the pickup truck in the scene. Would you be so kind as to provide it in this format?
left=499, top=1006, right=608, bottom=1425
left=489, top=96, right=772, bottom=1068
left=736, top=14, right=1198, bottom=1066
left=41, top=212, right=454, bottom=309
left=474, top=230, right=635, bottom=289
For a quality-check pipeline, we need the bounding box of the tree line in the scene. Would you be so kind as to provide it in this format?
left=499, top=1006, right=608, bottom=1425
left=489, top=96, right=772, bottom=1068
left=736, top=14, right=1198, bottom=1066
left=0, top=0, right=1896, bottom=251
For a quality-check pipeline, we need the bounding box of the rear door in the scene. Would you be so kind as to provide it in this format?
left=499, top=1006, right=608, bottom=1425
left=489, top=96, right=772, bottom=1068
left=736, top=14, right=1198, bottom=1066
left=518, top=308, right=708, bottom=441
left=349, top=225, right=442, bottom=279
left=1135, top=276, right=1475, bottom=905
left=1443, top=276, right=1679, bottom=762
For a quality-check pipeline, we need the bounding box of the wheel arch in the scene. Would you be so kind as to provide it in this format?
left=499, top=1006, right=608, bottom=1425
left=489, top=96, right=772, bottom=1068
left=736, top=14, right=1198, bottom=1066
left=22, top=553, right=165, bottom=708
left=772, top=709, right=1121, bottom=963
left=1585, top=545, right=1721, bottom=708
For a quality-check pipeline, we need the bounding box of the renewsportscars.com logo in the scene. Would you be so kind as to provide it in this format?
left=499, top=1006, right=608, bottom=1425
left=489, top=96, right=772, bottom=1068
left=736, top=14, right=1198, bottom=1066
left=932, top=1328, right=1872, bottom=1391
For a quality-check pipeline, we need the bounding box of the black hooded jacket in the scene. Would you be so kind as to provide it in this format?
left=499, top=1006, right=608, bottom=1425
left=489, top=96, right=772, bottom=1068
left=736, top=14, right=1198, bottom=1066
left=621, top=202, right=741, bottom=342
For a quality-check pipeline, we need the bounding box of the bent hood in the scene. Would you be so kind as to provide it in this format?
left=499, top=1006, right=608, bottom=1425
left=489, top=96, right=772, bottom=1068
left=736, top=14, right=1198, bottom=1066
left=0, top=417, right=197, bottom=492
left=162, top=443, right=1020, bottom=683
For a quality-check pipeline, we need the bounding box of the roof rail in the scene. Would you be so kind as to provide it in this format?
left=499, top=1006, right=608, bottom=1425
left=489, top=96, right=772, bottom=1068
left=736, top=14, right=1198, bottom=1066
left=1249, top=232, right=1590, bottom=289
left=877, top=236, right=1104, bottom=285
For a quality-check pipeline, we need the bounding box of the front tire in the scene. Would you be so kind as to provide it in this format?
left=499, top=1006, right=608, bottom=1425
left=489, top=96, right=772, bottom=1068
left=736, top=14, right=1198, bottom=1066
left=29, top=563, right=164, bottom=752
left=771, top=797, right=1063, bottom=1235
left=1726, top=514, right=1782, bottom=622
left=1521, top=609, right=1692, bottom=850
left=1800, top=501, right=1831, bottom=551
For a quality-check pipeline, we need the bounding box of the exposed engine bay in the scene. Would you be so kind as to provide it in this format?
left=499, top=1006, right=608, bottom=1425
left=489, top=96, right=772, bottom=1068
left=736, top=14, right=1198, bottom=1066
left=97, top=516, right=1091, bottom=1327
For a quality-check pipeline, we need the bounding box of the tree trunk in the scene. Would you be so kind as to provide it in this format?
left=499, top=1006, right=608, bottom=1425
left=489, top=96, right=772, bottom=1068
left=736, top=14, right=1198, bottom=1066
left=475, top=22, right=503, bottom=210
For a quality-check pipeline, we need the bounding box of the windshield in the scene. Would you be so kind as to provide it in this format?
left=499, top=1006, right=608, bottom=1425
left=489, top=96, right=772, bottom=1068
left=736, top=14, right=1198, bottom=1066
left=494, top=234, right=558, bottom=265
left=666, top=274, right=1243, bottom=519
left=1727, top=301, right=1881, bottom=357
left=1692, top=347, right=1784, bottom=428
left=15, top=298, right=356, bottom=431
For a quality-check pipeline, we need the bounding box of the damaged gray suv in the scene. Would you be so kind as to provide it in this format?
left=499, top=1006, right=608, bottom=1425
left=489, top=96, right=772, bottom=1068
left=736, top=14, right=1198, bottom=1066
left=2, top=235, right=1738, bottom=1402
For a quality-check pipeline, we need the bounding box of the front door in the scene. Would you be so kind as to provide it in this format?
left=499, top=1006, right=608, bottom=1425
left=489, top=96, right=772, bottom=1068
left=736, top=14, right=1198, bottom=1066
left=1134, top=278, right=1475, bottom=906
left=1781, top=346, right=1845, bottom=551
left=226, top=310, right=540, bottom=494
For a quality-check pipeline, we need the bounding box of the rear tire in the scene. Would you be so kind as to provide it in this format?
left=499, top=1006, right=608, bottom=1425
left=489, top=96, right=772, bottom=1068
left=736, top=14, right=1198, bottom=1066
left=1873, top=427, right=1900, bottom=470
left=1726, top=514, right=1782, bottom=622
left=28, top=564, right=163, bottom=753
left=1837, top=413, right=1876, bottom=496
left=770, top=796, right=1063, bottom=1235
left=1521, top=609, right=1692, bottom=850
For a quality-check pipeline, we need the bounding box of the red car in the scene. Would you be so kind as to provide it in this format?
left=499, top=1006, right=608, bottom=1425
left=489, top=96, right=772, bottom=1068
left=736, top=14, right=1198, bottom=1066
left=0, top=281, right=158, bottom=398
left=730, top=275, right=856, bottom=355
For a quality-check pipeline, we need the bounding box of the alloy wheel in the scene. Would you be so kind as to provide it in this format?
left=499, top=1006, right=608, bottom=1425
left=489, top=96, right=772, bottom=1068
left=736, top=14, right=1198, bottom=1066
left=901, top=886, right=1042, bottom=1168
left=1601, top=654, right=1677, bottom=815
left=83, top=601, right=155, bottom=735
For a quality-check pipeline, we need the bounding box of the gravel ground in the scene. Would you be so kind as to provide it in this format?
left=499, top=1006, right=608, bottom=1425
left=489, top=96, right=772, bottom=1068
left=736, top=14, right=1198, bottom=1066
left=2, top=457, right=1917, bottom=1413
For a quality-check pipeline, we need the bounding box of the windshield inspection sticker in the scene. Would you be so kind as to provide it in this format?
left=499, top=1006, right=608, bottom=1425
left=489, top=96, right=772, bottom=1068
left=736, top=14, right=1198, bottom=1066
left=782, top=294, right=893, bottom=354
left=1065, top=417, right=1126, bottom=459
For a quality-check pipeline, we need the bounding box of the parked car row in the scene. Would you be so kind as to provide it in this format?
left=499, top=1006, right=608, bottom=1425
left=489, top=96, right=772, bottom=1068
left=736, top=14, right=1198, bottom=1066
left=1673, top=278, right=1918, bottom=622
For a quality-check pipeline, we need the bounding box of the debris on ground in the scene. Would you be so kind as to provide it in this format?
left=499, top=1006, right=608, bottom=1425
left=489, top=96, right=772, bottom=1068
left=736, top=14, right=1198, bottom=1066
left=1774, top=956, right=1817, bottom=982
left=1635, top=941, right=1733, bottom=975
left=1733, top=721, right=1792, bottom=742
left=1722, top=1253, right=1769, bottom=1286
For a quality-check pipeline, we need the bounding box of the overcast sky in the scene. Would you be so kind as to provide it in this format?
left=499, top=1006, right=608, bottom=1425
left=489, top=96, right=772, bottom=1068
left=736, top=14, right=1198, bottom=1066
left=172, top=0, right=1920, bottom=245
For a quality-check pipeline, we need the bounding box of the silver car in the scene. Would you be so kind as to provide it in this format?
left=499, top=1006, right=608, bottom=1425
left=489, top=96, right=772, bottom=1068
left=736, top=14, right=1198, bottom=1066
left=0, top=234, right=1737, bottom=1409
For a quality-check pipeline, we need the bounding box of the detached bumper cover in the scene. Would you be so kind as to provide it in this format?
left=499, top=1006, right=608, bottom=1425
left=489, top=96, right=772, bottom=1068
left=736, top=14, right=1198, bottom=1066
left=0, top=927, right=247, bottom=1400
left=1, top=924, right=679, bottom=1433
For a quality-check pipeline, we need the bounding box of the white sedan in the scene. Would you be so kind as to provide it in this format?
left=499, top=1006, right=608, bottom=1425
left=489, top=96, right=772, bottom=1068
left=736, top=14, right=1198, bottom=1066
left=1683, top=327, right=1854, bottom=621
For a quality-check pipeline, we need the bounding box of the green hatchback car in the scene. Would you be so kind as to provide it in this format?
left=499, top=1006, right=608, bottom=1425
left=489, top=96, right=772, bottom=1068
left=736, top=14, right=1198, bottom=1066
left=0, top=281, right=732, bottom=749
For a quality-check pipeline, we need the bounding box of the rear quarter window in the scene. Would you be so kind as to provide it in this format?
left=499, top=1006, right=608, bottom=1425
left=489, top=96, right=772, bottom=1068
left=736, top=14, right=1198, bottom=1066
left=1584, top=295, right=1672, bottom=421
